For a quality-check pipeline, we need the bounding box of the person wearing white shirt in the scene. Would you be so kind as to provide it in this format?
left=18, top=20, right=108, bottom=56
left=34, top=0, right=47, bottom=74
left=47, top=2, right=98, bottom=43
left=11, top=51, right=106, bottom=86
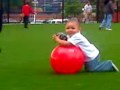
left=52, top=18, right=119, bottom=72
left=83, top=1, right=93, bottom=23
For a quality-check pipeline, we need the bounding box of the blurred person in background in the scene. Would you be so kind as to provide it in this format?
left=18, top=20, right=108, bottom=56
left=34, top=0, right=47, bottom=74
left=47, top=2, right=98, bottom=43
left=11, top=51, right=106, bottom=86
left=22, top=2, right=35, bottom=28
left=83, top=1, right=93, bottom=23
left=0, top=1, right=3, bottom=32
left=0, top=1, right=3, bottom=53
left=99, top=0, right=114, bottom=30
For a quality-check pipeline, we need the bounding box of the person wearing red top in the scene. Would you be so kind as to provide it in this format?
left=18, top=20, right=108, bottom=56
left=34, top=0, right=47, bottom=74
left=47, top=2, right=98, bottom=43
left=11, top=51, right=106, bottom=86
left=22, top=2, right=34, bottom=28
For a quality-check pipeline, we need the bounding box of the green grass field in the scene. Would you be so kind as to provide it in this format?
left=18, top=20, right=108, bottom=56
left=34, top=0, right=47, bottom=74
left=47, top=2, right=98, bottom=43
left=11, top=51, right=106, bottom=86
left=0, top=23, right=120, bottom=90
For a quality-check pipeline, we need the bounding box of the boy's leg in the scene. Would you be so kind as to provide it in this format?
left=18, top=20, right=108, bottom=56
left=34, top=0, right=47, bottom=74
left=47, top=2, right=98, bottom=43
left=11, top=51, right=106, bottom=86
left=93, top=60, right=114, bottom=71
left=85, top=55, right=119, bottom=72
left=85, top=55, right=100, bottom=71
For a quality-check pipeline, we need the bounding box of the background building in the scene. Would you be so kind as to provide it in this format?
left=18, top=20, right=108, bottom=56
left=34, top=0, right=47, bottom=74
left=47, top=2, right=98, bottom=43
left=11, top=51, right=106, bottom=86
left=38, top=0, right=62, bottom=13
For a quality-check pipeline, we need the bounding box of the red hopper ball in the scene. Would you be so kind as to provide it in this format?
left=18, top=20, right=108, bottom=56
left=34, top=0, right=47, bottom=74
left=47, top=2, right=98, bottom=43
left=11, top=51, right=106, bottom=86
left=50, top=45, right=85, bottom=74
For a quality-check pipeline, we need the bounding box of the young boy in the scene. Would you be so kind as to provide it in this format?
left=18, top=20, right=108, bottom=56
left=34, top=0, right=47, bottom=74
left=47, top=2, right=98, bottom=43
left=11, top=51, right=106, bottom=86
left=52, top=18, right=119, bottom=72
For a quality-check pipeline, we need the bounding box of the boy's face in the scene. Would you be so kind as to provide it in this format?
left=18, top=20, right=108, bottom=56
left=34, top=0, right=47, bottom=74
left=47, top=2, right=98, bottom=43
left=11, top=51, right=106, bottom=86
left=65, top=22, right=79, bottom=36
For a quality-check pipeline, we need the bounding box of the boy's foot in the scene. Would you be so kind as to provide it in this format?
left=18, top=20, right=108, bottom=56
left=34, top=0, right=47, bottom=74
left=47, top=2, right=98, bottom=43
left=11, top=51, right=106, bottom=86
left=112, top=63, right=119, bottom=72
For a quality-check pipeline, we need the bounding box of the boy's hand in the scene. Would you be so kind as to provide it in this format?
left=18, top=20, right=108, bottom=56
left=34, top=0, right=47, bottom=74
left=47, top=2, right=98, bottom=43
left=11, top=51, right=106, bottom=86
left=52, top=34, right=59, bottom=42
left=52, top=33, right=71, bottom=46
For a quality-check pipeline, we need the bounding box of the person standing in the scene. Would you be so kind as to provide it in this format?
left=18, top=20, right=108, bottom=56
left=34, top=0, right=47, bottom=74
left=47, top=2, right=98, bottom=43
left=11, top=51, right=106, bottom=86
left=99, top=0, right=114, bottom=30
left=0, top=1, right=3, bottom=53
left=0, top=1, right=3, bottom=32
left=83, top=1, right=93, bottom=23
left=22, top=2, right=35, bottom=28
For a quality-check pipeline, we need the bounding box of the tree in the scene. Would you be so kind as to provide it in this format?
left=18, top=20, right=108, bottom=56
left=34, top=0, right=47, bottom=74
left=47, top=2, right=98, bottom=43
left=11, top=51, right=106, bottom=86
left=64, top=0, right=84, bottom=18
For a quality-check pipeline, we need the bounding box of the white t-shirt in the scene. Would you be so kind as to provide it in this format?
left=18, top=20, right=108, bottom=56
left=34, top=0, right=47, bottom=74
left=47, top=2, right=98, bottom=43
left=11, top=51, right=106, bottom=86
left=67, top=32, right=99, bottom=62
left=84, top=4, right=92, bottom=13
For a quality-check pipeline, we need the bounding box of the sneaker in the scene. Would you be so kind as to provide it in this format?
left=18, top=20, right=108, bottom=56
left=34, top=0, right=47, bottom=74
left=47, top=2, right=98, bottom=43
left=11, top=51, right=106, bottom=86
left=112, top=63, right=119, bottom=72
left=106, top=28, right=112, bottom=30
